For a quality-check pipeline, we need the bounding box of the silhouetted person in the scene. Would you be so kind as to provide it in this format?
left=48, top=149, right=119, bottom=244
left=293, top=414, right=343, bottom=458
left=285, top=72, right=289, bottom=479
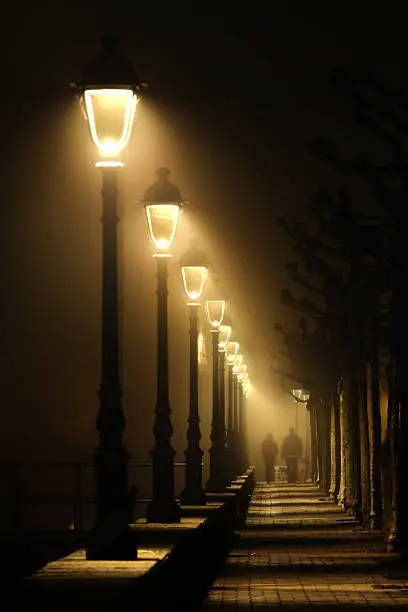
left=281, top=427, right=303, bottom=483
left=261, top=433, right=278, bottom=483
left=143, top=167, right=182, bottom=202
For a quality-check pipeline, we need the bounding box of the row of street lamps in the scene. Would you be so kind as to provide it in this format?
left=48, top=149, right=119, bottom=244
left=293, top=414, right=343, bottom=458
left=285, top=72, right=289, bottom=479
left=72, top=38, right=253, bottom=536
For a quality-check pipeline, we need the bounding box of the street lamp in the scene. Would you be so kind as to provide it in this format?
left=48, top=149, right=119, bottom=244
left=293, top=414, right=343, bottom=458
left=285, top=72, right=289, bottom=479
left=232, top=353, right=243, bottom=470
left=292, top=388, right=310, bottom=433
left=218, top=325, right=231, bottom=480
left=237, top=364, right=248, bottom=472
left=225, top=341, right=239, bottom=480
left=205, top=300, right=227, bottom=491
left=144, top=169, right=182, bottom=523
left=73, top=36, right=145, bottom=166
left=179, top=246, right=208, bottom=505
left=73, top=37, right=144, bottom=553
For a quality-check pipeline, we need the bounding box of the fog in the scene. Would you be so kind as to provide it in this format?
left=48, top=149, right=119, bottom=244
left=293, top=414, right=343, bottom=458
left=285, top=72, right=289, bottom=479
left=2, top=3, right=405, bottom=530
left=2, top=94, right=295, bottom=474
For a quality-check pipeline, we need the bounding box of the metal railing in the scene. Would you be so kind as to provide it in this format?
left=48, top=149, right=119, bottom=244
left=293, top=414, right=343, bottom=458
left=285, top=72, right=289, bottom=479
left=0, top=460, right=209, bottom=532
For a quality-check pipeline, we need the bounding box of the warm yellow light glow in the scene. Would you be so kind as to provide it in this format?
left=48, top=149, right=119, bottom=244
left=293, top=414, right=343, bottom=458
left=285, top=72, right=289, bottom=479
left=181, top=266, right=207, bottom=301
left=145, top=204, right=180, bottom=252
left=84, top=89, right=137, bottom=157
left=243, top=378, right=253, bottom=397
left=95, top=160, right=124, bottom=168
left=225, top=341, right=239, bottom=364
left=233, top=354, right=243, bottom=373
left=218, top=325, right=232, bottom=350
left=205, top=300, right=225, bottom=328
left=237, top=364, right=247, bottom=382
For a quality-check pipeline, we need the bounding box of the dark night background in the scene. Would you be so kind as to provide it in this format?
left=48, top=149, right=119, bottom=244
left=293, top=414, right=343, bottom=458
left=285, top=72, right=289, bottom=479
left=0, top=2, right=406, bottom=516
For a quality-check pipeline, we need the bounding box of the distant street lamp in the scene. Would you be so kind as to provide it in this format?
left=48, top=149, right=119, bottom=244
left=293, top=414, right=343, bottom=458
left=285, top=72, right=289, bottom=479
left=225, top=341, right=239, bottom=480
left=144, top=168, right=182, bottom=523
left=73, top=37, right=144, bottom=547
left=292, top=389, right=311, bottom=402
left=243, top=377, right=253, bottom=397
left=205, top=300, right=227, bottom=491
left=292, top=388, right=311, bottom=433
left=180, top=246, right=208, bottom=505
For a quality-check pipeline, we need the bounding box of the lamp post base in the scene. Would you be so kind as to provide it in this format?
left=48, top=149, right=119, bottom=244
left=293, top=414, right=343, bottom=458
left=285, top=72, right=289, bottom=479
left=87, top=447, right=137, bottom=560
left=93, top=447, right=131, bottom=525
left=147, top=444, right=180, bottom=523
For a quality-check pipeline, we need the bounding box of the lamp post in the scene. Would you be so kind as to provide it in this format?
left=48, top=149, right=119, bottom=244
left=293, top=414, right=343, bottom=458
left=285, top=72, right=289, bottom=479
left=292, top=388, right=311, bottom=434
left=205, top=300, right=227, bottom=491
left=180, top=254, right=208, bottom=505
left=237, top=365, right=248, bottom=471
left=232, top=354, right=243, bottom=474
left=218, top=325, right=231, bottom=483
left=242, top=375, right=252, bottom=469
left=225, top=341, right=239, bottom=481
left=144, top=169, right=182, bottom=523
left=73, top=37, right=143, bottom=542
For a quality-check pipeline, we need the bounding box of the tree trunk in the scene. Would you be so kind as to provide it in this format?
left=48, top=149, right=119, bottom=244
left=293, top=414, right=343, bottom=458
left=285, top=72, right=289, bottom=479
left=329, top=392, right=337, bottom=499
left=317, top=397, right=331, bottom=493
left=387, top=356, right=401, bottom=551
left=369, top=335, right=383, bottom=530
left=339, top=378, right=354, bottom=510
left=387, top=217, right=408, bottom=555
left=334, top=387, right=341, bottom=500
left=310, top=402, right=319, bottom=484
left=350, top=377, right=362, bottom=520
left=358, top=365, right=371, bottom=527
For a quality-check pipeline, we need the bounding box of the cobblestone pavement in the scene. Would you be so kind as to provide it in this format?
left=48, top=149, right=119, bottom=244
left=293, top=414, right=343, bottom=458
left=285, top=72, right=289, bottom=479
left=199, top=482, right=408, bottom=610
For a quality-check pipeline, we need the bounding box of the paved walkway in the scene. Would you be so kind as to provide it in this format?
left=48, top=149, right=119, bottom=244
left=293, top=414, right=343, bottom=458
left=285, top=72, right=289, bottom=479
left=199, top=482, right=408, bottom=610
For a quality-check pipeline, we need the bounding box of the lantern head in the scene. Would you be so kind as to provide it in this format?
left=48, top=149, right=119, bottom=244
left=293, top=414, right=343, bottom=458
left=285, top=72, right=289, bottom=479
left=225, top=341, right=239, bottom=364
left=205, top=300, right=225, bottom=329
left=73, top=36, right=146, bottom=165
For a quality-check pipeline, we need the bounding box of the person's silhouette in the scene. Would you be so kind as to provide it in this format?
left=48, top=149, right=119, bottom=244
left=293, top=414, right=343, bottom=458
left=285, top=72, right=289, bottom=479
left=261, top=433, right=278, bottom=483
left=281, top=427, right=303, bottom=483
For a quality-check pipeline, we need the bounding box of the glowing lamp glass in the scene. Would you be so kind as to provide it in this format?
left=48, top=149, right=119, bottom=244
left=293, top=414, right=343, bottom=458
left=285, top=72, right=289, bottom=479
left=218, top=325, right=232, bottom=350
left=182, top=266, right=207, bottom=301
left=225, top=341, right=239, bottom=364
left=146, top=204, right=180, bottom=252
left=205, top=300, right=225, bottom=328
left=84, top=88, right=137, bottom=157
left=233, top=354, right=243, bottom=373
